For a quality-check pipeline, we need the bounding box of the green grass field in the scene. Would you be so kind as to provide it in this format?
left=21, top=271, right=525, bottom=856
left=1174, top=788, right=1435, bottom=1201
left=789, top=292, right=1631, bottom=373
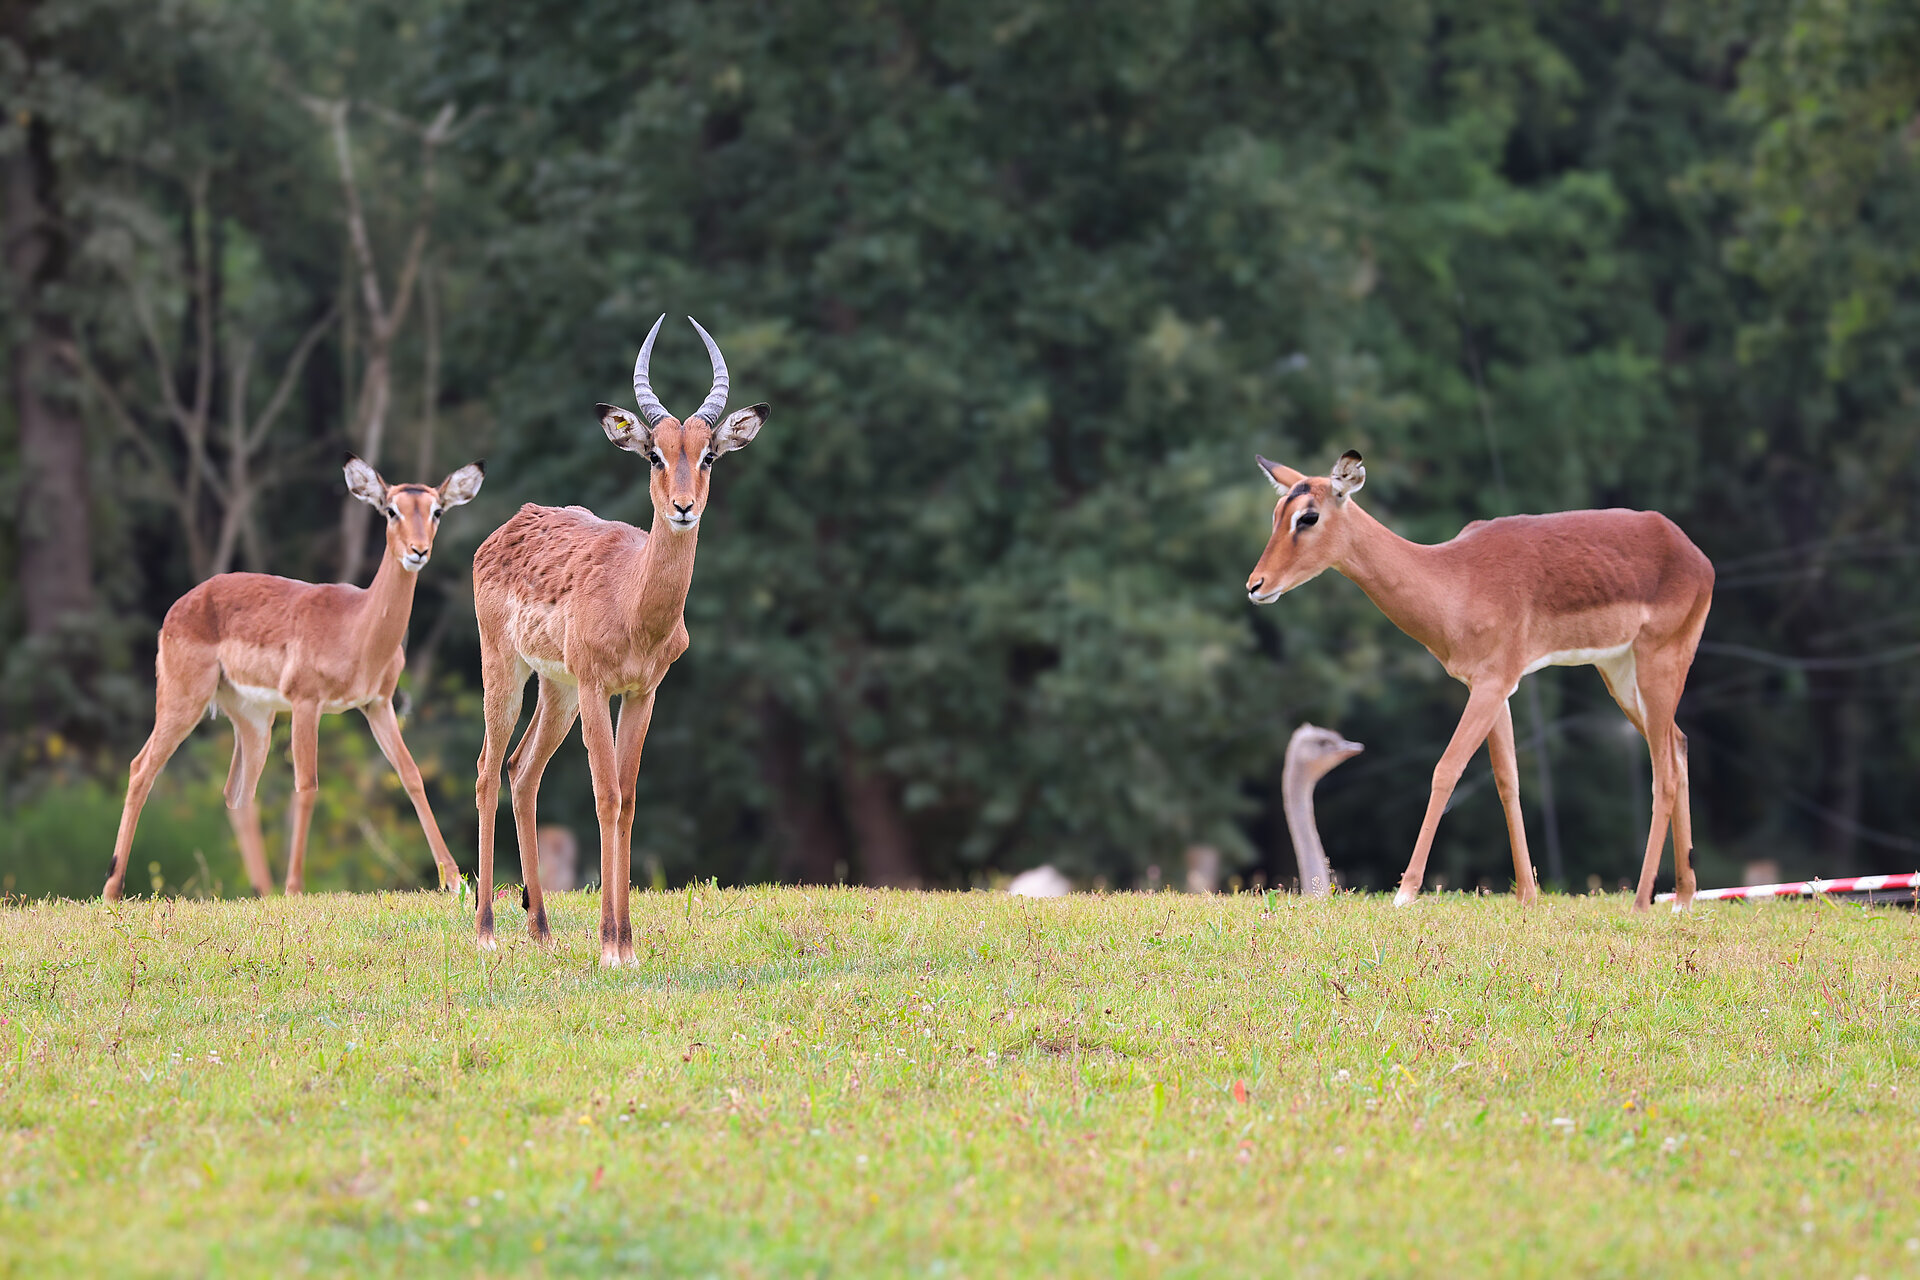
left=1, top=886, right=1916, bottom=1277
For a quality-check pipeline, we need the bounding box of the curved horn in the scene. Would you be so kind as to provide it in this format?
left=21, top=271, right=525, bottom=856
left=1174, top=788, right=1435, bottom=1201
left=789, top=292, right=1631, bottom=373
left=688, top=316, right=729, bottom=427
left=630, top=314, right=669, bottom=427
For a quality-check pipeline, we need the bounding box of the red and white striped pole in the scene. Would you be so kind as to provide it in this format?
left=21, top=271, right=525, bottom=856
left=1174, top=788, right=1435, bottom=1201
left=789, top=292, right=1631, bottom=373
left=1655, top=871, right=1920, bottom=904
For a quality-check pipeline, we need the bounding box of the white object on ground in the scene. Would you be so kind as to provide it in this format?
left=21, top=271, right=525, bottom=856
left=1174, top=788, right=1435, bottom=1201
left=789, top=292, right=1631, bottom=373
left=1007, top=866, right=1071, bottom=897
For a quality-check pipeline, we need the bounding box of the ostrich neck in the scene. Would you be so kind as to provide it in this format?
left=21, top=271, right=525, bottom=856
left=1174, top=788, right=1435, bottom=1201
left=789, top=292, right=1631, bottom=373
left=1282, top=763, right=1335, bottom=899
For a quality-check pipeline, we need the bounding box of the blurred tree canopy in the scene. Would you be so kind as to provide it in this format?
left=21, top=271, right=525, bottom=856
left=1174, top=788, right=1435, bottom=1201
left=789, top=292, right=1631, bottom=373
left=3, top=0, right=1917, bottom=897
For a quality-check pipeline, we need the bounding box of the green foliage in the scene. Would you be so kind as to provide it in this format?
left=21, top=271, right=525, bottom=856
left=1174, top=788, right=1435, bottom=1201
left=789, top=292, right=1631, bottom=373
left=1, top=889, right=1917, bottom=1272
left=6, top=0, right=1920, bottom=894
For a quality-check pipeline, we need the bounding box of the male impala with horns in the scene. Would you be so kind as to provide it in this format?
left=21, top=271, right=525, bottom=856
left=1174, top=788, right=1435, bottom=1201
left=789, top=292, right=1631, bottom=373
left=470, top=317, right=768, bottom=964
left=1245, top=450, right=1713, bottom=912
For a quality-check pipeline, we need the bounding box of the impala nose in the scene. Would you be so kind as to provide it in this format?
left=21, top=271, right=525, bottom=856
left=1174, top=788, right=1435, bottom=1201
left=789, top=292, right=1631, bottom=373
left=673, top=500, right=694, bottom=516
left=1247, top=576, right=1265, bottom=595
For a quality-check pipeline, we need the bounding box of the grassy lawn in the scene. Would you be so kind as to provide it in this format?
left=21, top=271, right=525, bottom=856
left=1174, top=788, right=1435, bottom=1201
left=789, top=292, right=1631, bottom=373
left=1, top=886, right=1916, bottom=1277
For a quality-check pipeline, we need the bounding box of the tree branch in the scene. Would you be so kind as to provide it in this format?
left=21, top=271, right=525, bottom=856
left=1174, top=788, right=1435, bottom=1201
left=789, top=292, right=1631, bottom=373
left=246, top=301, right=339, bottom=452
left=57, top=337, right=186, bottom=515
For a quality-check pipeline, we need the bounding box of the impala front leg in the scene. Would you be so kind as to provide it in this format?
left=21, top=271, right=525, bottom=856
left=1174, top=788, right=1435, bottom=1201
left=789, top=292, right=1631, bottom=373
left=284, top=702, right=322, bottom=894
left=1395, top=685, right=1507, bottom=906
left=363, top=697, right=462, bottom=891
left=578, top=686, right=626, bottom=967
left=613, top=690, right=657, bottom=965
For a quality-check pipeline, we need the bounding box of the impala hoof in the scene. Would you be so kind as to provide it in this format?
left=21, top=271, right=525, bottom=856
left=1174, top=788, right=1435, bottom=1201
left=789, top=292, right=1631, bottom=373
left=476, top=934, right=498, bottom=952
left=599, top=949, right=626, bottom=969
left=1392, top=887, right=1420, bottom=907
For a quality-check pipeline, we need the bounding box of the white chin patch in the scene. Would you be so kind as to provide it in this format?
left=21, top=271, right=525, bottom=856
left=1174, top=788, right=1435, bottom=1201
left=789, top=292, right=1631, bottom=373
left=1248, top=586, right=1286, bottom=605
left=667, top=516, right=699, bottom=532
left=402, top=555, right=430, bottom=572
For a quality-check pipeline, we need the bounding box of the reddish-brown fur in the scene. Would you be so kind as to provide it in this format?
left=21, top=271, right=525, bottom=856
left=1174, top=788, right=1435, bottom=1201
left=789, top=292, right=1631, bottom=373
left=469, top=326, right=767, bottom=964
left=1246, top=452, right=1713, bottom=910
left=104, top=459, right=483, bottom=900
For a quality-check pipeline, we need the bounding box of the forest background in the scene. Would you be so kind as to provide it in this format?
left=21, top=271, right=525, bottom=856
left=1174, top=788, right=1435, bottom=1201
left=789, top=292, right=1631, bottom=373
left=3, top=0, right=1917, bottom=900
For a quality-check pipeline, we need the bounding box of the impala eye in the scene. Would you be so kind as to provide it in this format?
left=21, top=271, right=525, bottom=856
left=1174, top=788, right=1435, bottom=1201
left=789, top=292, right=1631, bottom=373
left=699, top=453, right=714, bottom=471
left=385, top=506, right=399, bottom=521
left=1294, top=509, right=1319, bottom=531
left=650, top=452, right=666, bottom=471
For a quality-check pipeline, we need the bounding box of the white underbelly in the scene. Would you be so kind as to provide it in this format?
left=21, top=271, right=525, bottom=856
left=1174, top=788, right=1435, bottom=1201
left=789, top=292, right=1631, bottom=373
left=225, top=681, right=293, bottom=716
left=222, top=681, right=366, bottom=718
left=522, top=653, right=578, bottom=687
left=1522, top=642, right=1633, bottom=676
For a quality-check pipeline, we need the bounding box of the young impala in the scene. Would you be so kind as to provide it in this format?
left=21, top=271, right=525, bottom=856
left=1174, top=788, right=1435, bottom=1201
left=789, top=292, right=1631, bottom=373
left=104, top=457, right=484, bottom=900
left=1245, top=451, right=1713, bottom=911
left=470, top=316, right=768, bottom=963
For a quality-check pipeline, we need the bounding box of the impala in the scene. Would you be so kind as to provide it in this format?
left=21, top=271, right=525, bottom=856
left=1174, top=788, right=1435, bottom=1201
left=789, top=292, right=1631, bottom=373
left=1246, top=451, right=1713, bottom=911
left=105, top=457, right=485, bottom=900
left=471, top=316, right=768, bottom=963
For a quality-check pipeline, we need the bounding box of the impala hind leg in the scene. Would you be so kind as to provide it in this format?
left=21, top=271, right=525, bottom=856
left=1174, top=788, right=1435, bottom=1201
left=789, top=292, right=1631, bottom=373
left=506, top=677, right=580, bottom=946
left=1628, top=656, right=1689, bottom=913
left=474, top=650, right=529, bottom=949
left=283, top=703, right=322, bottom=894
left=1669, top=730, right=1697, bottom=910
left=107, top=651, right=219, bottom=901
left=1487, top=698, right=1539, bottom=904
left=612, top=691, right=658, bottom=965
left=577, top=688, right=627, bottom=967
left=220, top=704, right=277, bottom=895
left=1396, top=686, right=1507, bottom=906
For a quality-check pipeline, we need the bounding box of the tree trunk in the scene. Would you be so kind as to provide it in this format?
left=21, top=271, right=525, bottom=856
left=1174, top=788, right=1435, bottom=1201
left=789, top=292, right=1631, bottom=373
left=6, top=118, right=94, bottom=636
left=839, top=748, right=922, bottom=888
left=760, top=698, right=844, bottom=884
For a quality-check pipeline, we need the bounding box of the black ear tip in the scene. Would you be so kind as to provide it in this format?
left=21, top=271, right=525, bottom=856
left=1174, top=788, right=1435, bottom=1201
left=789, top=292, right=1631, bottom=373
left=750, top=402, right=771, bottom=415
left=473, top=459, right=487, bottom=474
left=344, top=451, right=361, bottom=466
left=1340, top=449, right=1364, bottom=464
left=1255, top=454, right=1272, bottom=468
left=594, top=402, right=619, bottom=415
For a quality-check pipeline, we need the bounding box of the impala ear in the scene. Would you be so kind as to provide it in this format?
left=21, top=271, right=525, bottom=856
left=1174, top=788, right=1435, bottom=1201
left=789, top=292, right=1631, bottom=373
left=1329, top=450, right=1366, bottom=503
left=711, top=403, right=769, bottom=455
left=438, top=460, right=486, bottom=509
left=343, top=454, right=388, bottom=509
left=1256, top=455, right=1306, bottom=494
left=598, top=403, right=652, bottom=454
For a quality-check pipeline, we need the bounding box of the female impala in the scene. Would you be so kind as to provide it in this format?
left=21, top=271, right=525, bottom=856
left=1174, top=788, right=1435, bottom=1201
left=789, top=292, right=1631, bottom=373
left=105, top=457, right=484, bottom=900
left=470, top=316, right=768, bottom=964
left=1245, top=451, right=1713, bottom=911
